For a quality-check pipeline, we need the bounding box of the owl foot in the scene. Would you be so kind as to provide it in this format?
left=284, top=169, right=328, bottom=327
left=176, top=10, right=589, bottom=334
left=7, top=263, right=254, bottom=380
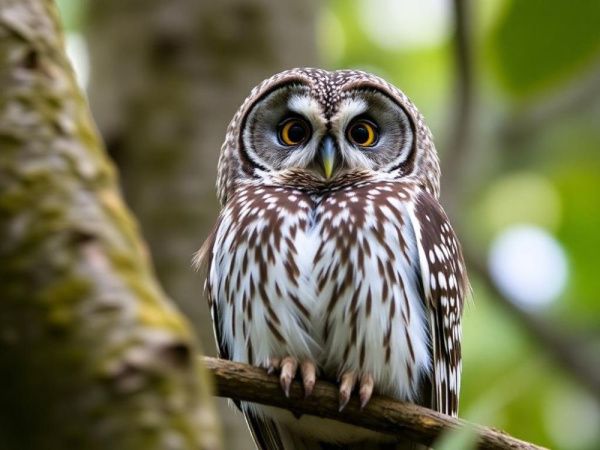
left=300, top=359, right=316, bottom=397
left=338, top=371, right=374, bottom=411
left=359, top=373, right=374, bottom=409
left=266, top=357, right=317, bottom=398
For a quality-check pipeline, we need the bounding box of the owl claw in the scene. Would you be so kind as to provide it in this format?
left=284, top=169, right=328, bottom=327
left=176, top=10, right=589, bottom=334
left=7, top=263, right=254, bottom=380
left=300, top=360, right=316, bottom=398
left=266, top=357, right=280, bottom=375
left=338, top=371, right=356, bottom=411
left=359, top=373, right=374, bottom=409
left=268, top=357, right=317, bottom=398
left=280, top=357, right=298, bottom=398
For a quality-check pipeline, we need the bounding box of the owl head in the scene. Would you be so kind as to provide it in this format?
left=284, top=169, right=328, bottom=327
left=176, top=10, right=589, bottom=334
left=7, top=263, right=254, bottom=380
left=217, top=68, right=440, bottom=205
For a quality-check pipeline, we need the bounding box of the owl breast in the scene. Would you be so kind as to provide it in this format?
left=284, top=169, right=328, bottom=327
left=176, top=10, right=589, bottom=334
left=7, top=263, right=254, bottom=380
left=208, top=176, right=431, bottom=406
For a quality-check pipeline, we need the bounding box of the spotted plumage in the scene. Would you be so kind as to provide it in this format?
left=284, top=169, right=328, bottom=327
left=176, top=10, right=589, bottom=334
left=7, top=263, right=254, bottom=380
left=197, top=68, right=469, bottom=449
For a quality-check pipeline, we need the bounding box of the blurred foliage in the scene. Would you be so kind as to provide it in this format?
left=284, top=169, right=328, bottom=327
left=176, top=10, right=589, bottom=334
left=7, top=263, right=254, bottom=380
left=57, top=0, right=600, bottom=448
left=56, top=0, right=85, bottom=31
left=490, top=0, right=600, bottom=99
left=553, top=151, right=600, bottom=317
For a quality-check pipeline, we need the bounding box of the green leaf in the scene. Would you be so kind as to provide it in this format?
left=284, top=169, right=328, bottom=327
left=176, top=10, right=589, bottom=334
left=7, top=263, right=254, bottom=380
left=489, top=0, right=600, bottom=98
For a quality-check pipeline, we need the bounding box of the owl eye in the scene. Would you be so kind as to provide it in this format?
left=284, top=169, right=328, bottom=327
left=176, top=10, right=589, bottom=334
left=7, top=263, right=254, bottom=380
left=347, top=119, right=378, bottom=147
left=278, top=118, right=311, bottom=146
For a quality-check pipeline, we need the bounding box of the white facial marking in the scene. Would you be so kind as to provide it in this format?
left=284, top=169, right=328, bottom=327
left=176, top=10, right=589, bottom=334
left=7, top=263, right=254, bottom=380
left=331, top=97, right=369, bottom=134
left=288, top=95, right=325, bottom=128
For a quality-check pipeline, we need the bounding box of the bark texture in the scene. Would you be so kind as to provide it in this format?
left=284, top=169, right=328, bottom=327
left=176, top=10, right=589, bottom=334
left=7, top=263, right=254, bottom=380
left=85, top=0, right=318, bottom=446
left=0, top=1, right=220, bottom=448
left=204, top=357, right=548, bottom=450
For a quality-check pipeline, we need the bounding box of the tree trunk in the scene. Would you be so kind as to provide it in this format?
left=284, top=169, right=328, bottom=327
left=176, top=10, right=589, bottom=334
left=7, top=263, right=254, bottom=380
left=0, top=1, right=220, bottom=448
left=85, top=0, right=318, bottom=446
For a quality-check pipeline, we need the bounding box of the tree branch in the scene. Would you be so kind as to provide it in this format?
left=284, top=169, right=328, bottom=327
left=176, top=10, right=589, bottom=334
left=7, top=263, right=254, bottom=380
left=499, top=61, right=600, bottom=145
left=442, top=0, right=475, bottom=202
left=203, top=357, right=547, bottom=450
left=467, top=256, right=600, bottom=401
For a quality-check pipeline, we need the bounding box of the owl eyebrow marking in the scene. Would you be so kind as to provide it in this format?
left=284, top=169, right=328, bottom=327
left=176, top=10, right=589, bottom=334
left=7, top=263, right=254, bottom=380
left=330, top=97, right=369, bottom=135
left=335, top=97, right=368, bottom=120
left=287, top=94, right=324, bottom=127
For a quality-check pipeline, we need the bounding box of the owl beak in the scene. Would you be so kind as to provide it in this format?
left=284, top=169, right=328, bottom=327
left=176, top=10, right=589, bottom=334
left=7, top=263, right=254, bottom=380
left=319, top=135, right=336, bottom=179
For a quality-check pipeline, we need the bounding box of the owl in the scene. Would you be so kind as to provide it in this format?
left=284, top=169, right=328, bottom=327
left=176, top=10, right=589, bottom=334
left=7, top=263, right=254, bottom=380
left=197, top=68, right=468, bottom=449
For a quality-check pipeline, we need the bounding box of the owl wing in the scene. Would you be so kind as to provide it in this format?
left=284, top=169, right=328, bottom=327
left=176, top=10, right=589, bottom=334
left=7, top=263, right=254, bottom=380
left=197, top=225, right=289, bottom=450
left=406, top=189, right=468, bottom=416
left=195, top=224, right=230, bottom=362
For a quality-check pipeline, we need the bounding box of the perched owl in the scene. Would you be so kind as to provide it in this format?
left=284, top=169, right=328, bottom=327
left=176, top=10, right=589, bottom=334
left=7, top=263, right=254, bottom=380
left=197, top=68, right=468, bottom=449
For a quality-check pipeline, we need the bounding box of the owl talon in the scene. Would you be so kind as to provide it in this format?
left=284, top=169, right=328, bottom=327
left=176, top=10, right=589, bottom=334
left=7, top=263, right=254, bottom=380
left=266, top=357, right=280, bottom=375
left=338, top=371, right=356, bottom=411
left=300, top=360, right=316, bottom=397
left=359, top=373, right=374, bottom=409
left=280, top=357, right=298, bottom=397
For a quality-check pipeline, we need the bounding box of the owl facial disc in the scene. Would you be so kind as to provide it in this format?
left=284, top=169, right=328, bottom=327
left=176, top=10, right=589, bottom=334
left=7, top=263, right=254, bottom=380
left=218, top=68, right=442, bottom=204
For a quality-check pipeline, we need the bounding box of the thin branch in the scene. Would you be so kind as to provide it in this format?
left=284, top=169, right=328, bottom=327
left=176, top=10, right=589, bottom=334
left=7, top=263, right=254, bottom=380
left=467, top=256, right=600, bottom=401
left=203, top=357, right=547, bottom=450
left=499, top=60, right=600, bottom=145
left=442, top=0, right=475, bottom=200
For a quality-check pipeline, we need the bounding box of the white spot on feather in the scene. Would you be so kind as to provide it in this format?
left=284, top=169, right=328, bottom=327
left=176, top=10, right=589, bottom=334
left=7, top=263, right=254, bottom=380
left=429, top=249, right=435, bottom=263
left=438, top=272, right=447, bottom=289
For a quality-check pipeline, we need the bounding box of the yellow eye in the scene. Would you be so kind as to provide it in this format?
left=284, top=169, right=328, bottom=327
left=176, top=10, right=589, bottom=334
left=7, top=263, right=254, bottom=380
left=347, top=120, right=378, bottom=147
left=278, top=118, right=310, bottom=146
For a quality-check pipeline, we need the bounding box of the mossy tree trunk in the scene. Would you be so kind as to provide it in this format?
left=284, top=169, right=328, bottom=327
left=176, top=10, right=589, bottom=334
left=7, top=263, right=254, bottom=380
left=0, top=1, right=220, bottom=448
left=85, top=0, right=318, bottom=445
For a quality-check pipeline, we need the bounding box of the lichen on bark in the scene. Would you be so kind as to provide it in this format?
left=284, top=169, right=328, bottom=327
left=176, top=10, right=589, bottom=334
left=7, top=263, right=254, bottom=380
left=0, top=1, right=220, bottom=448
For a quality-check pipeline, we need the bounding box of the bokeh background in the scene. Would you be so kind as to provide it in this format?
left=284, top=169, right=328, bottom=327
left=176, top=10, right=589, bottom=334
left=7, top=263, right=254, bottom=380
left=57, top=0, right=600, bottom=448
